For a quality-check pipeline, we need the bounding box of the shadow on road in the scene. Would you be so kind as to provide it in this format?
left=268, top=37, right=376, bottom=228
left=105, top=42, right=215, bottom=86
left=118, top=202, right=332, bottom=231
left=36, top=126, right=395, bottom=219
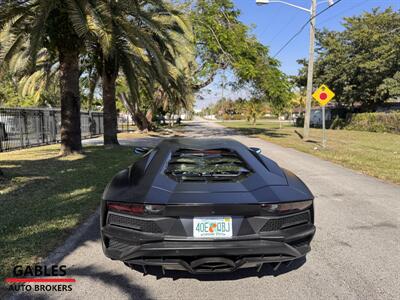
left=184, top=121, right=295, bottom=142
left=181, top=122, right=236, bottom=137
left=228, top=127, right=289, bottom=139
left=8, top=265, right=152, bottom=300
left=68, top=265, right=151, bottom=300
left=6, top=214, right=151, bottom=300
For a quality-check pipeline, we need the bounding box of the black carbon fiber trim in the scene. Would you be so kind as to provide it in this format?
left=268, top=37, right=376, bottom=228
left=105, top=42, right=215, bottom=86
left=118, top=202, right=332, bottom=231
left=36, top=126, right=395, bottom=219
left=108, top=213, right=162, bottom=233
left=107, top=239, right=133, bottom=251
left=260, top=211, right=310, bottom=232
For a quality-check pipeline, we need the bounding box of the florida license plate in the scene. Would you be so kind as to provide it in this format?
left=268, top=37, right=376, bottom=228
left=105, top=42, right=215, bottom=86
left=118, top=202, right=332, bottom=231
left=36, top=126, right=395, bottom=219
left=193, top=217, right=232, bottom=238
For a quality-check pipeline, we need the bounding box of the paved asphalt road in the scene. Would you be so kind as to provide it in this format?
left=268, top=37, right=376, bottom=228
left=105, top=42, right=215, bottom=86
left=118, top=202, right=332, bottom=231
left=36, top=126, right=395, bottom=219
left=10, top=118, right=400, bottom=300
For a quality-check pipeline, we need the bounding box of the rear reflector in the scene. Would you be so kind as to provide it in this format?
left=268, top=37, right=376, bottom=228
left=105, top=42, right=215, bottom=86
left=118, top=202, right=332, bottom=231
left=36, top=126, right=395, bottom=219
left=261, top=200, right=312, bottom=214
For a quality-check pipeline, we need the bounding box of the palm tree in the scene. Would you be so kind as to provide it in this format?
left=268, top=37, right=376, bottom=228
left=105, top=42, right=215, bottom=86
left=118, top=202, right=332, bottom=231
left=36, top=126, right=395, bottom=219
left=1, top=0, right=194, bottom=147
left=80, top=51, right=101, bottom=111
left=86, top=0, right=192, bottom=138
left=0, top=1, right=93, bottom=155
left=2, top=42, right=60, bottom=106
left=243, top=99, right=268, bottom=125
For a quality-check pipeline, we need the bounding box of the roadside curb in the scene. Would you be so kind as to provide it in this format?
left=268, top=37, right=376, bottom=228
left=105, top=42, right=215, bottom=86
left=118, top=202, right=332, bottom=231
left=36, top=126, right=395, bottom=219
left=3, top=209, right=100, bottom=300
left=44, top=208, right=100, bottom=266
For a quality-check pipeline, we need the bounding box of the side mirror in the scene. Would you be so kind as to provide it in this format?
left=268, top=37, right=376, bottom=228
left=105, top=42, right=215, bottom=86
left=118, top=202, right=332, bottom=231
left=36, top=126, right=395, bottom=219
left=133, top=147, right=151, bottom=155
left=249, top=147, right=261, bottom=154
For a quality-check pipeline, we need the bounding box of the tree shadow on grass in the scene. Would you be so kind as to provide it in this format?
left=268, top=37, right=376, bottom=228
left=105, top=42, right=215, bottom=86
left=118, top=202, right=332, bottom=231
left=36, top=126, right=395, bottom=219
left=0, top=146, right=138, bottom=284
left=0, top=145, right=135, bottom=199
left=232, top=127, right=289, bottom=139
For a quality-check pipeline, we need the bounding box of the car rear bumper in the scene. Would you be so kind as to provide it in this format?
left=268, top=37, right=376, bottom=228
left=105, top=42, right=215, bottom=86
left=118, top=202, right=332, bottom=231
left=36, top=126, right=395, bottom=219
left=101, top=223, right=315, bottom=273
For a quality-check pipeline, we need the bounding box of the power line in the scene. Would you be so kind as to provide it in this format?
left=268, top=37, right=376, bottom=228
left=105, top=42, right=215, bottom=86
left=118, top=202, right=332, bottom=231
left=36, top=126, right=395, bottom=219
left=267, top=9, right=300, bottom=44
left=258, top=7, right=295, bottom=40
left=257, top=4, right=291, bottom=37
left=273, top=0, right=344, bottom=58
left=319, top=0, right=370, bottom=26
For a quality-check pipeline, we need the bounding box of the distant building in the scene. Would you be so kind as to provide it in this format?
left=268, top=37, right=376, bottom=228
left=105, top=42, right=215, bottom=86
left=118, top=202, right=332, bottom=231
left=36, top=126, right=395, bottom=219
left=204, top=114, right=217, bottom=120
left=310, top=108, right=332, bottom=127
left=292, top=104, right=335, bottom=127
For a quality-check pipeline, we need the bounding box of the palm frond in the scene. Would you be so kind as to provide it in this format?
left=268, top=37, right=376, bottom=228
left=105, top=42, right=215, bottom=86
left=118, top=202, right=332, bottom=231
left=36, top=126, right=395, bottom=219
left=67, top=0, right=92, bottom=38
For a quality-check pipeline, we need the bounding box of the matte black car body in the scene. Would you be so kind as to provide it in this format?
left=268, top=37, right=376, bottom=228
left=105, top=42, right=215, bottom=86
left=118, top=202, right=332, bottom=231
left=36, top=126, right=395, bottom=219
left=101, top=138, right=315, bottom=273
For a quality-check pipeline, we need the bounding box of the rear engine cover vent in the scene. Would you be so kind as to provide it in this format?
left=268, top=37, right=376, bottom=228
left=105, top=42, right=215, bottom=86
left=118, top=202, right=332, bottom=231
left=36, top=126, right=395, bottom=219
left=165, top=148, right=252, bottom=182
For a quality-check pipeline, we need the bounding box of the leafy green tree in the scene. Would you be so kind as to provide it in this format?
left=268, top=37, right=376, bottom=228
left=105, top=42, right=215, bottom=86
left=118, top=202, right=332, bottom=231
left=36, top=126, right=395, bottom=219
left=0, top=71, right=22, bottom=106
left=113, top=5, right=194, bottom=131
left=1, top=0, right=193, bottom=142
left=295, top=8, right=400, bottom=110
left=207, top=98, right=242, bottom=119
left=270, top=96, right=290, bottom=129
left=378, top=72, right=400, bottom=100
left=0, top=31, right=63, bottom=107
left=290, top=91, right=306, bottom=111
left=242, top=99, right=268, bottom=125
left=0, top=1, right=91, bottom=154
left=188, top=0, right=292, bottom=111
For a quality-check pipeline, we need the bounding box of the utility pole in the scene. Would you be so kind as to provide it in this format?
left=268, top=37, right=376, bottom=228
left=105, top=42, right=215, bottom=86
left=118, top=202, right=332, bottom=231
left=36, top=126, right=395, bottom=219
left=256, top=0, right=335, bottom=139
left=221, top=69, right=225, bottom=100
left=303, top=0, right=316, bottom=139
left=221, top=69, right=226, bottom=122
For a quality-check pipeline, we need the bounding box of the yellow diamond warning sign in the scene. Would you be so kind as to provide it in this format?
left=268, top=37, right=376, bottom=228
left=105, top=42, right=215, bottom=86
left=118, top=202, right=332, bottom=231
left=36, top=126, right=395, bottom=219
left=312, top=84, right=335, bottom=106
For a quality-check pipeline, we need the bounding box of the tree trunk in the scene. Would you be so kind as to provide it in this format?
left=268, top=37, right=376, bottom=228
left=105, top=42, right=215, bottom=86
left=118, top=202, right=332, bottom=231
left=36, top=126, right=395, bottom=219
left=59, top=49, right=82, bottom=155
left=132, top=111, right=153, bottom=131
left=118, top=91, right=154, bottom=132
left=102, top=59, right=119, bottom=145
left=88, top=72, right=98, bottom=111
left=146, top=109, right=153, bottom=125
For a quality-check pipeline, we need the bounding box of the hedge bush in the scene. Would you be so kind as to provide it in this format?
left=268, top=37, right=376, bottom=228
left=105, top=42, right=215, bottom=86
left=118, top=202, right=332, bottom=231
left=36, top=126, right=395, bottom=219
left=330, top=116, right=347, bottom=129
left=221, top=113, right=243, bottom=120
left=345, top=112, right=400, bottom=134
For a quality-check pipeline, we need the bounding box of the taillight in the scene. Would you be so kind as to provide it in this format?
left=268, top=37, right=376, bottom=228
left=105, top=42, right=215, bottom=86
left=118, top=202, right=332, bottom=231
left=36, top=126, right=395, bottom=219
left=261, top=200, right=312, bottom=214
left=107, top=203, right=145, bottom=215
left=106, top=203, right=165, bottom=215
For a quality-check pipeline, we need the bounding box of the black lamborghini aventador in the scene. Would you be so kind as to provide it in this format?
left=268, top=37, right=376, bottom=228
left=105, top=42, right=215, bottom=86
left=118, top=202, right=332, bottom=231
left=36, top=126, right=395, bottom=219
left=101, top=138, right=315, bottom=274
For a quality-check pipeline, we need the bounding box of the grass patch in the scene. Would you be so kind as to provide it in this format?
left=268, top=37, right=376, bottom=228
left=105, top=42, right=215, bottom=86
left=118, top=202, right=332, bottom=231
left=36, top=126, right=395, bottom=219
left=220, top=120, right=400, bottom=184
left=0, top=144, right=138, bottom=284
left=117, top=131, right=150, bottom=139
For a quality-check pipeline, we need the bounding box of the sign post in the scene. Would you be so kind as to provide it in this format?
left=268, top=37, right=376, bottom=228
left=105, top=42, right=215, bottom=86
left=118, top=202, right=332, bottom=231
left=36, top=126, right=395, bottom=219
left=322, top=105, right=326, bottom=148
left=312, top=84, right=335, bottom=148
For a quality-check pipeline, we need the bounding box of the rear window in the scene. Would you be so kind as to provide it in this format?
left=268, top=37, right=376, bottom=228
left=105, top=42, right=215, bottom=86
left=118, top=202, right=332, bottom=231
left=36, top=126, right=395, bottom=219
left=165, top=148, right=252, bottom=182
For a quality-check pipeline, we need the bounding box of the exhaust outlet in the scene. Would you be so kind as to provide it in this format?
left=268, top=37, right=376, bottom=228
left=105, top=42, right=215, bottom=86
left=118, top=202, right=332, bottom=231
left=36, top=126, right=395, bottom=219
left=190, top=257, right=236, bottom=272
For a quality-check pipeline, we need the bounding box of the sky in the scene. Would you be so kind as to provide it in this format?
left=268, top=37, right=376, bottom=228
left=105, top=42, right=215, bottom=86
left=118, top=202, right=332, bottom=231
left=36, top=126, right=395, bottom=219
left=195, top=0, right=400, bottom=110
